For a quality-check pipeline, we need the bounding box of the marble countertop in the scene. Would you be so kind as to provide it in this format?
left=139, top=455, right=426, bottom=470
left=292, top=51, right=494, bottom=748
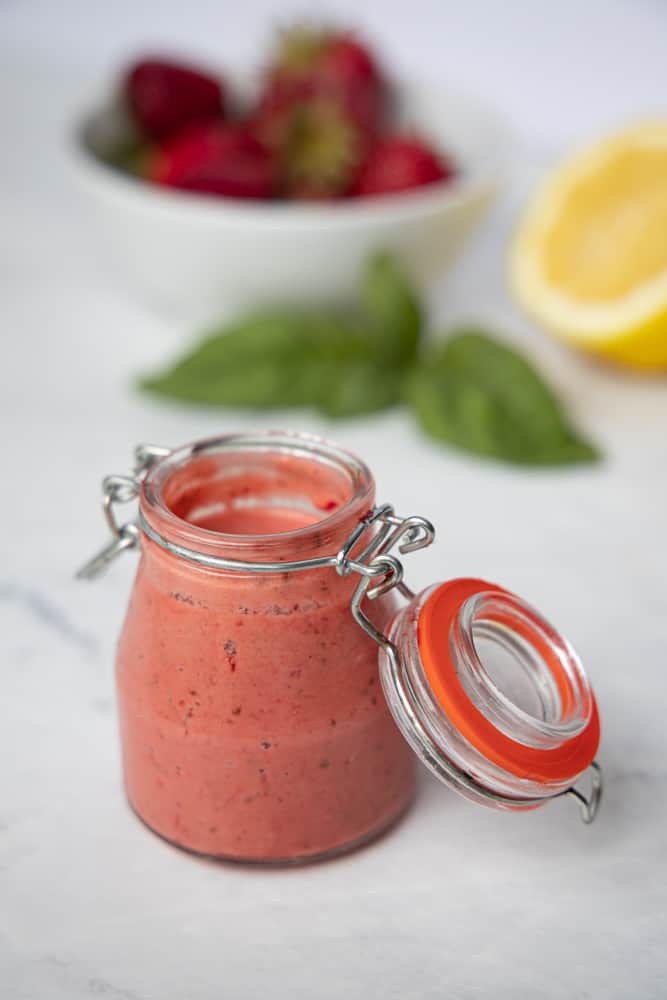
left=2, top=2, right=666, bottom=997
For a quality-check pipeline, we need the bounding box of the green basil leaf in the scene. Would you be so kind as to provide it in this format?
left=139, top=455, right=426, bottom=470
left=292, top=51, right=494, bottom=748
left=139, top=311, right=401, bottom=417
left=362, top=253, right=422, bottom=366
left=405, top=330, right=600, bottom=465
left=319, top=364, right=404, bottom=417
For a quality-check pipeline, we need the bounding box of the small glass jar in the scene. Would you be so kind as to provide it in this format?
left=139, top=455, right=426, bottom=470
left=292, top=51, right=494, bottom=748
left=79, top=430, right=602, bottom=865
left=118, top=432, right=414, bottom=863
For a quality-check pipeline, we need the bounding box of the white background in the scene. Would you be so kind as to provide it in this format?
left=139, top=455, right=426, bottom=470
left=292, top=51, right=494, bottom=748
left=1, top=2, right=666, bottom=998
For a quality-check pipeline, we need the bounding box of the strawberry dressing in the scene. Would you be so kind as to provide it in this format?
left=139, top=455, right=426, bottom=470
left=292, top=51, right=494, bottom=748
left=116, top=435, right=414, bottom=861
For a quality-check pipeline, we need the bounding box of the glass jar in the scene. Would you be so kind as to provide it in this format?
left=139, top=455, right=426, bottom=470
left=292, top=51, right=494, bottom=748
left=117, top=432, right=414, bottom=863
left=79, top=430, right=602, bottom=865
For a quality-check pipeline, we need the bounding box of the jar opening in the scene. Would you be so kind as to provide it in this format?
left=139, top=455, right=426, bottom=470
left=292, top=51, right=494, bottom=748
left=470, top=621, right=562, bottom=723
left=140, top=431, right=374, bottom=561
left=452, top=591, right=594, bottom=751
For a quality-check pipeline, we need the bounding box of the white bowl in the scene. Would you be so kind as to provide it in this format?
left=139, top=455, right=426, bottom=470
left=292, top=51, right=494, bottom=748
left=71, top=80, right=510, bottom=323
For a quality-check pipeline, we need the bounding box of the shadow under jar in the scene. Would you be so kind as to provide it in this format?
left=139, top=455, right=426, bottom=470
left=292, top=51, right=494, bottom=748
left=116, top=432, right=415, bottom=863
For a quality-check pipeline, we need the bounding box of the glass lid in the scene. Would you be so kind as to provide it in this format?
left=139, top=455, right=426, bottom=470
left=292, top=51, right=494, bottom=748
left=374, top=578, right=601, bottom=821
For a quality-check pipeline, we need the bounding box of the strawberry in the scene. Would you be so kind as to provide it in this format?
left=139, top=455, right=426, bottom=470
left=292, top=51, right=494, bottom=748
left=260, top=26, right=385, bottom=134
left=148, top=124, right=277, bottom=199
left=126, top=58, right=224, bottom=141
left=352, top=135, right=456, bottom=197
left=316, top=35, right=383, bottom=134
left=252, top=94, right=366, bottom=199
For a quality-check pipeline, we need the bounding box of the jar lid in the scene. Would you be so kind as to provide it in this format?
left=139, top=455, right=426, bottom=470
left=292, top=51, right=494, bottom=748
left=378, top=577, right=601, bottom=819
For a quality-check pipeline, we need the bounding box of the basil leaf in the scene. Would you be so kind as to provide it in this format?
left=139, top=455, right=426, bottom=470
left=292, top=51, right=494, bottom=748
left=406, top=330, right=599, bottom=465
left=319, top=364, right=404, bottom=417
left=139, top=311, right=401, bottom=417
left=362, top=253, right=422, bottom=366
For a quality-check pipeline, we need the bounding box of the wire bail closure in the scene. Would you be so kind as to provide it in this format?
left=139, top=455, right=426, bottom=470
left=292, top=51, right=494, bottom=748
left=76, top=445, right=171, bottom=580
left=76, top=443, right=602, bottom=824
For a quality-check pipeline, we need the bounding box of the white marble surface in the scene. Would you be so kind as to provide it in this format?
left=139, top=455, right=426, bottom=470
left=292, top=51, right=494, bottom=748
left=2, top=2, right=667, bottom=998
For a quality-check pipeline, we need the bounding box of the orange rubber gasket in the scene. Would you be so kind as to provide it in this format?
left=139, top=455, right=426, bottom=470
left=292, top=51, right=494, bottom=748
left=417, top=579, right=600, bottom=783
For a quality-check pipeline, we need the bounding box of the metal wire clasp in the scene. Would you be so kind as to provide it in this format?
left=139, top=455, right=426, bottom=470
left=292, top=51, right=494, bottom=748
left=333, top=504, right=434, bottom=643
left=564, top=760, right=603, bottom=824
left=76, top=444, right=171, bottom=580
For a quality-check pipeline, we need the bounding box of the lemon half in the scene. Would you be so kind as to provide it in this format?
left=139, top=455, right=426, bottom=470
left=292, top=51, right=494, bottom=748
left=510, top=123, right=667, bottom=369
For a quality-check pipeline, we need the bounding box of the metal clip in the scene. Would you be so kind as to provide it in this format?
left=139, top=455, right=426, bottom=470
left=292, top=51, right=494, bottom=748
left=563, top=761, right=603, bottom=824
left=76, top=524, right=140, bottom=580
left=335, top=506, right=435, bottom=639
left=76, top=444, right=170, bottom=580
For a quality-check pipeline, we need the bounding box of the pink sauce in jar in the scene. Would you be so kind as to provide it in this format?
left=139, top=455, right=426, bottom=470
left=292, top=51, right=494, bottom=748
left=116, top=432, right=415, bottom=862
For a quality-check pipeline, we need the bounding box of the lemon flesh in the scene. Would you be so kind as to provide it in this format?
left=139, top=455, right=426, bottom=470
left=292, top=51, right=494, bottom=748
left=510, top=124, right=667, bottom=369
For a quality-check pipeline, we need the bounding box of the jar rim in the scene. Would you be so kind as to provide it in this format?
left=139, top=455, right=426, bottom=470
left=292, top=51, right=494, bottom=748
left=140, top=430, right=375, bottom=562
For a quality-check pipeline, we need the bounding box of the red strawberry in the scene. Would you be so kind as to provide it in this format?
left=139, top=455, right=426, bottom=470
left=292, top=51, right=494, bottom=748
left=148, top=124, right=277, bottom=199
left=260, top=27, right=385, bottom=134
left=352, top=135, right=456, bottom=197
left=316, top=35, right=383, bottom=134
left=126, top=58, right=224, bottom=141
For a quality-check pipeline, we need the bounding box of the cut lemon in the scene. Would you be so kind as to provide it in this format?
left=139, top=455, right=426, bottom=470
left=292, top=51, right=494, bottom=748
left=509, top=123, right=667, bottom=369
